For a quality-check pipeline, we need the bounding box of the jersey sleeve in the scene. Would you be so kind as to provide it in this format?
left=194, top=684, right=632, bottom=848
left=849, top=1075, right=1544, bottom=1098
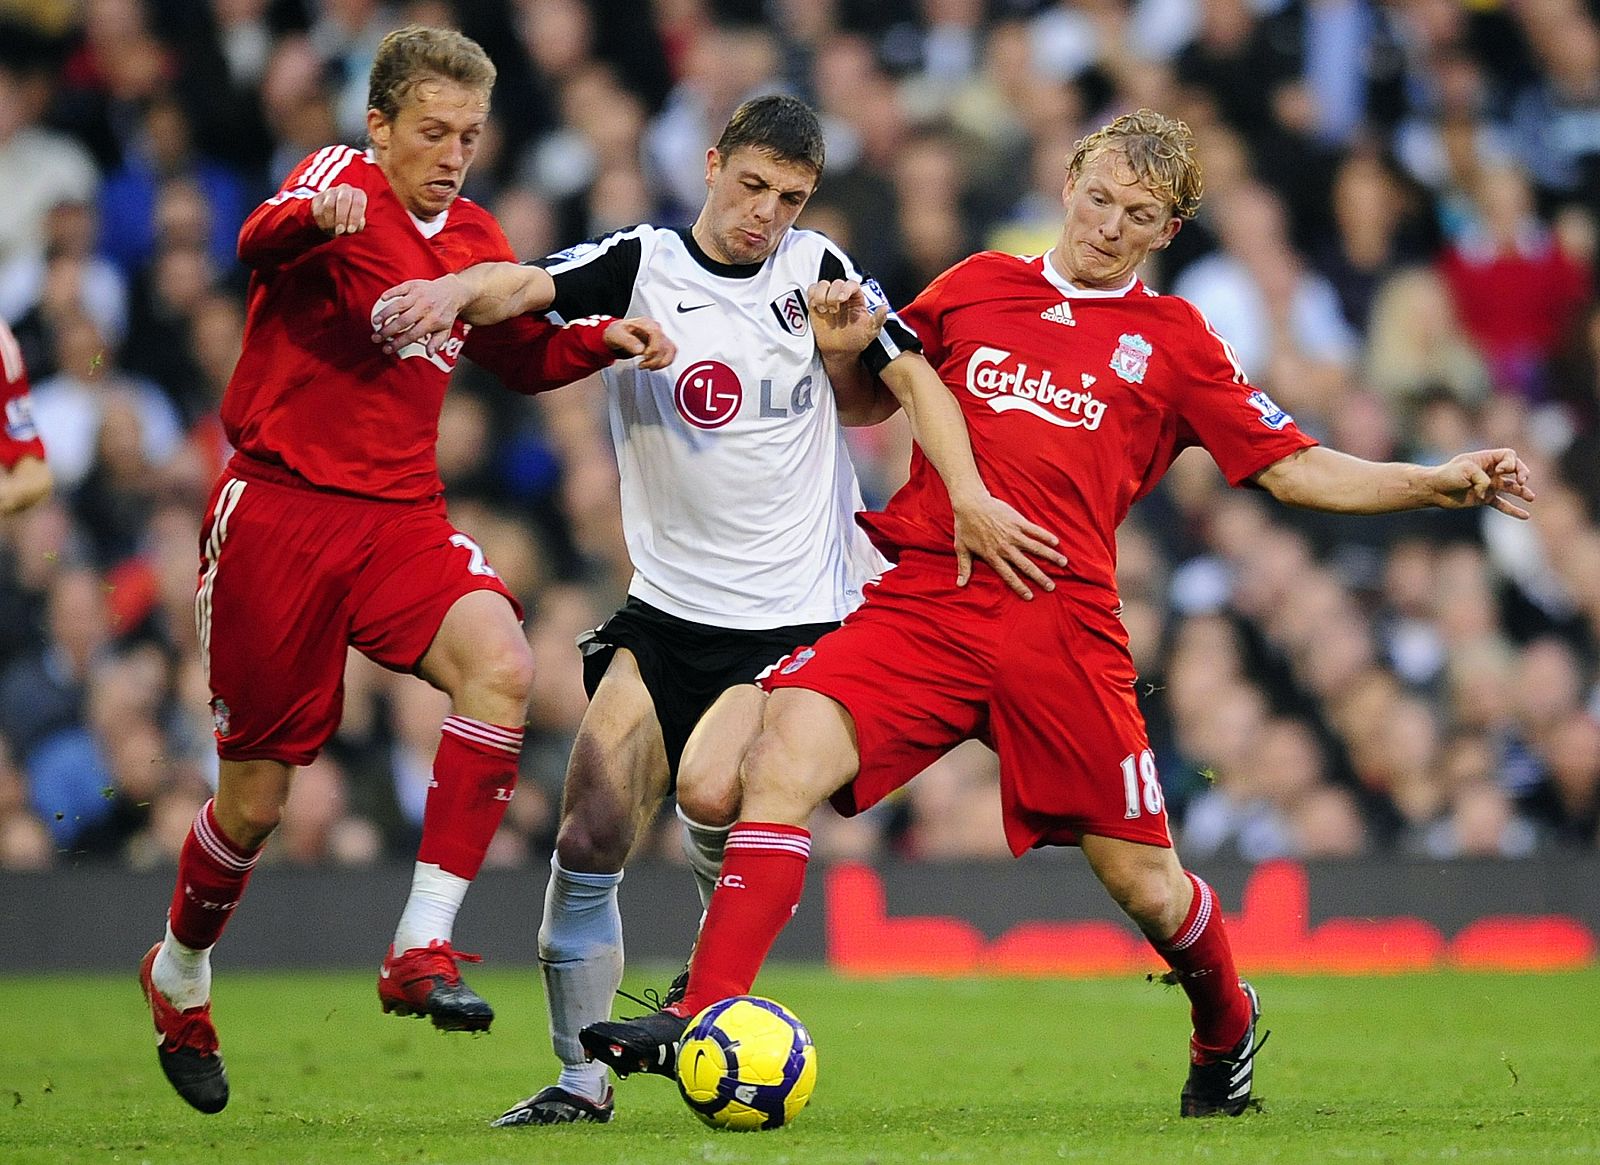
left=1170, top=300, right=1317, bottom=485
left=816, top=241, right=922, bottom=375
left=237, top=145, right=364, bottom=269
left=0, top=322, right=45, bottom=470
left=532, top=228, right=645, bottom=321
left=896, top=256, right=976, bottom=371
left=461, top=314, right=619, bottom=396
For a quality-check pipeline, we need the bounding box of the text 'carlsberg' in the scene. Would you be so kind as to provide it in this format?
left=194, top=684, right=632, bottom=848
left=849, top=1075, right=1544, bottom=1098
left=965, top=346, right=1108, bottom=430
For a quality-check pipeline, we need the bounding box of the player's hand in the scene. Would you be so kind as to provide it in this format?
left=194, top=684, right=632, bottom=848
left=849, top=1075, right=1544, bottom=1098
left=1421, top=449, right=1535, bottom=518
left=948, top=488, right=1068, bottom=600
left=311, top=184, right=367, bottom=236
left=602, top=316, right=676, bottom=369
left=807, top=279, right=887, bottom=358
left=372, top=275, right=467, bottom=356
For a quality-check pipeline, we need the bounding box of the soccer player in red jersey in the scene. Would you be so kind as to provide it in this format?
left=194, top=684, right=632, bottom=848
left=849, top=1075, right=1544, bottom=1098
left=0, top=319, right=52, bottom=514
left=137, top=26, right=673, bottom=1115
left=580, top=110, right=1537, bottom=1116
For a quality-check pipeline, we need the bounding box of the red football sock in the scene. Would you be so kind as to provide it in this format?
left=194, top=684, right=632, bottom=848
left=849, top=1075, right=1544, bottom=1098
left=168, top=799, right=262, bottom=950
left=417, top=716, right=523, bottom=880
left=1154, top=872, right=1252, bottom=1061
left=677, top=822, right=811, bottom=1016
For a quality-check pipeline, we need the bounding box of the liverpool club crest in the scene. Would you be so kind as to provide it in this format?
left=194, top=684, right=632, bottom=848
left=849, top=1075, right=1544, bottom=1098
left=1109, top=333, right=1152, bottom=384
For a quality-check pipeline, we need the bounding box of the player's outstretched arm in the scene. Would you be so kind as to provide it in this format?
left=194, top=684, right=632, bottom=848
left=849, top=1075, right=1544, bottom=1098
left=1254, top=445, right=1535, bottom=518
left=878, top=352, right=1069, bottom=599
left=808, top=279, right=899, bottom=424
left=374, top=263, right=556, bottom=355
left=0, top=455, right=52, bottom=515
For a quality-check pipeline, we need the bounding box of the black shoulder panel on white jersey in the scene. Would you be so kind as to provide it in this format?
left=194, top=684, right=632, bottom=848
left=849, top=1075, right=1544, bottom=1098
left=532, top=227, right=647, bottom=321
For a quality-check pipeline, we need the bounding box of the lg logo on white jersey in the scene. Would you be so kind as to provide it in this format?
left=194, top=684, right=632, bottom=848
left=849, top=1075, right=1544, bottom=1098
left=673, top=361, right=818, bottom=429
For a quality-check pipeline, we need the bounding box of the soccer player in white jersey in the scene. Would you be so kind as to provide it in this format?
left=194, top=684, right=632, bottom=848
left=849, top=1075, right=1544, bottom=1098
left=374, top=94, right=1066, bottom=1126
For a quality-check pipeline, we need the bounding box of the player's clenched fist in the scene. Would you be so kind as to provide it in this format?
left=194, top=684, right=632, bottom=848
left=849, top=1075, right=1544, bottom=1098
left=312, top=184, right=368, bottom=236
left=806, top=278, right=886, bottom=357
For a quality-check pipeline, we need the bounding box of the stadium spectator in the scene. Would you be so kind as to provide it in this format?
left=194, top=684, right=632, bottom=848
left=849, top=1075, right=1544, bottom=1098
left=1438, top=163, right=1591, bottom=400
left=1310, top=149, right=1434, bottom=334
left=580, top=108, right=1536, bottom=1122
left=1171, top=181, right=1358, bottom=382
left=1364, top=267, right=1492, bottom=417
left=0, top=49, right=100, bottom=268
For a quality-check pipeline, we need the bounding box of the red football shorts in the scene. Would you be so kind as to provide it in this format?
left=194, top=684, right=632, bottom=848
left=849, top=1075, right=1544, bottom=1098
left=196, top=460, right=521, bottom=765
left=761, top=552, right=1172, bottom=855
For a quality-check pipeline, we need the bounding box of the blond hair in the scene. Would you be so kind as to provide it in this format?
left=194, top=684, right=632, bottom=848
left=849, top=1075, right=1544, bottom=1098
left=1067, top=109, right=1203, bottom=220
left=367, top=25, right=496, bottom=122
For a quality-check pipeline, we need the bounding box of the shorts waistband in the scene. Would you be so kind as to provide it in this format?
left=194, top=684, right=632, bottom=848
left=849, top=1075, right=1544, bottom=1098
left=224, top=451, right=440, bottom=507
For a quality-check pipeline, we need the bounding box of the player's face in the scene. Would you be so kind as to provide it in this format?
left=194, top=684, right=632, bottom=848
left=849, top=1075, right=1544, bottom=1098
left=368, top=77, right=488, bottom=219
left=1057, top=149, right=1182, bottom=290
left=697, top=146, right=818, bottom=265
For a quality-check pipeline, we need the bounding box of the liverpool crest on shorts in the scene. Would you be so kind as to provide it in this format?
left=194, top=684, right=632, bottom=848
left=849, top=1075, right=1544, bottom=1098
left=211, top=698, right=231, bottom=738
left=770, top=288, right=809, bottom=336
left=4, top=396, right=37, bottom=442
left=1110, top=333, right=1152, bottom=384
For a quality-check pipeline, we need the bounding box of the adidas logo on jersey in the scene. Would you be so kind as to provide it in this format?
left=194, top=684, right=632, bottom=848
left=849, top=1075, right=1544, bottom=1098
left=1041, top=301, right=1076, bottom=327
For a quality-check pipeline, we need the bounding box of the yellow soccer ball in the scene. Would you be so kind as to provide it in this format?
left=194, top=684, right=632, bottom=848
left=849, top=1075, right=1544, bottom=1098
left=675, top=996, right=818, bottom=1131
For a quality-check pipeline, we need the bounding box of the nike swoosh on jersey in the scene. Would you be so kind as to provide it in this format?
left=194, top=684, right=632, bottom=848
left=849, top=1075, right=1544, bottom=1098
left=676, top=301, right=715, bottom=313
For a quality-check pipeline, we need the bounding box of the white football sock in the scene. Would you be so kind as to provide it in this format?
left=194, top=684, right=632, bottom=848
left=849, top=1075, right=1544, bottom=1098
left=539, top=855, right=623, bottom=1103
left=152, top=922, right=212, bottom=1011
left=677, top=804, right=730, bottom=910
left=392, top=862, right=470, bottom=953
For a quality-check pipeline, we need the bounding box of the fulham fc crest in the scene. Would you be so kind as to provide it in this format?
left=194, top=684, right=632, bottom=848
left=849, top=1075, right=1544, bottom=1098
left=770, top=288, right=810, bottom=336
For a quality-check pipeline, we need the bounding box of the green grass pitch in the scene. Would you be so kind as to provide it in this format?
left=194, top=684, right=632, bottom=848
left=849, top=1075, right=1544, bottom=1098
left=2, top=966, right=1596, bottom=1164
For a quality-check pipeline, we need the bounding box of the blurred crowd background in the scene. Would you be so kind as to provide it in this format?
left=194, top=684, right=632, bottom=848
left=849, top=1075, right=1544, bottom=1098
left=2, top=0, right=1599, bottom=876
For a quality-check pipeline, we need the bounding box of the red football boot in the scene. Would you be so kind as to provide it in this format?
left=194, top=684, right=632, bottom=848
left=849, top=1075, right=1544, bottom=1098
left=378, top=940, right=494, bottom=1032
left=139, top=943, right=229, bottom=1113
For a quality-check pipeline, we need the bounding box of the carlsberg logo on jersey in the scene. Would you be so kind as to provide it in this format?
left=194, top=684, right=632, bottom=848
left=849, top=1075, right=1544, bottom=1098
left=965, top=346, right=1107, bottom=430
left=372, top=296, right=465, bottom=371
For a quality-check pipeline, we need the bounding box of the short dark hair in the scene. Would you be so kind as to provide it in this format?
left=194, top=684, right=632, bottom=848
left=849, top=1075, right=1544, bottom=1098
left=713, top=94, right=825, bottom=176
left=368, top=25, right=496, bottom=123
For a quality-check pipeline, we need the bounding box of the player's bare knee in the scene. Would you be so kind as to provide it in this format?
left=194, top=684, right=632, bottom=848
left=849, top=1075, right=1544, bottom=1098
left=467, top=635, right=534, bottom=710
left=677, top=763, right=741, bottom=827
left=216, top=797, right=282, bottom=849
left=1107, top=868, right=1187, bottom=936
left=555, top=805, right=633, bottom=872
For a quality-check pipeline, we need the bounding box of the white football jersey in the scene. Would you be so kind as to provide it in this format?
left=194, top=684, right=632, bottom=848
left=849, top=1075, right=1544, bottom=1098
left=538, top=225, right=916, bottom=629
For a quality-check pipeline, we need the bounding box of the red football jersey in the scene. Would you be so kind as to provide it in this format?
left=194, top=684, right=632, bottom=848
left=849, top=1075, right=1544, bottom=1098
left=227, top=145, right=618, bottom=499
left=871, top=250, right=1317, bottom=597
left=0, top=319, right=45, bottom=471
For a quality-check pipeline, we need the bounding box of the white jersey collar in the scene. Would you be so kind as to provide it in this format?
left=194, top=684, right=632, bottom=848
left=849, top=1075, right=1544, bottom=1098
left=1040, top=249, right=1139, bottom=299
